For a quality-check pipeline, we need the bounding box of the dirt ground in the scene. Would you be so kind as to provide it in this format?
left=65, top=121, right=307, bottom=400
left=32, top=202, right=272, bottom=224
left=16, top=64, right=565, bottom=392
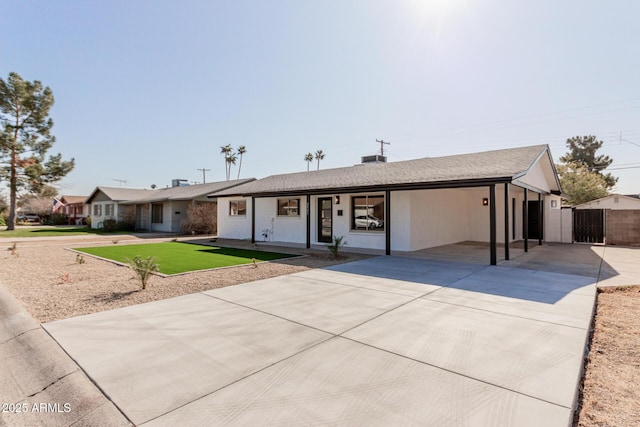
left=575, top=285, right=640, bottom=427
left=0, top=236, right=370, bottom=323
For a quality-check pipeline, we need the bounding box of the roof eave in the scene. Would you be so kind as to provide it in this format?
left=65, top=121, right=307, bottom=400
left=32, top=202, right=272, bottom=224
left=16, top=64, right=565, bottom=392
left=216, top=176, right=513, bottom=198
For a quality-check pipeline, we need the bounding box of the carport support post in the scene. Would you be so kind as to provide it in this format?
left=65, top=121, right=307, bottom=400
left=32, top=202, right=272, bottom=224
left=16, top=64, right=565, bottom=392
left=251, top=197, right=255, bottom=243
left=489, top=185, right=497, bottom=265
left=385, top=190, right=391, bottom=256
left=306, top=195, right=310, bottom=249
left=523, top=189, right=529, bottom=252
left=504, top=183, right=510, bottom=260
left=538, top=193, right=543, bottom=246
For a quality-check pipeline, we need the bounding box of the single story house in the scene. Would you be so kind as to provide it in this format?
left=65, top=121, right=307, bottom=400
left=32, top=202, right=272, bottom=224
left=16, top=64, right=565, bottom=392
left=574, top=194, right=640, bottom=210
left=58, top=195, right=90, bottom=225
left=85, top=179, right=254, bottom=232
left=211, top=145, right=565, bottom=265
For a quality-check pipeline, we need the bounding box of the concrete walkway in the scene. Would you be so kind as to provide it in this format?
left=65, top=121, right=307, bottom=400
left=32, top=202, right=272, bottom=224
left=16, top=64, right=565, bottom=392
left=43, top=251, right=600, bottom=426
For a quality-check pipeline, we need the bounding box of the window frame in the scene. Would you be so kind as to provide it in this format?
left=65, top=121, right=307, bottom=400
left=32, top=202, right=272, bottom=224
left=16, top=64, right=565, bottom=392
left=151, top=203, right=164, bottom=224
left=351, top=194, right=385, bottom=232
left=277, top=198, right=301, bottom=217
left=93, top=204, right=102, bottom=216
left=105, top=203, right=114, bottom=217
left=229, top=199, right=247, bottom=216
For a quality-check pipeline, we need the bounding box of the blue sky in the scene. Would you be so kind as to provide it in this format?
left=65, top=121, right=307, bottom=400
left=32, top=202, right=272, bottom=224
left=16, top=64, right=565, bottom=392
left=2, top=0, right=639, bottom=196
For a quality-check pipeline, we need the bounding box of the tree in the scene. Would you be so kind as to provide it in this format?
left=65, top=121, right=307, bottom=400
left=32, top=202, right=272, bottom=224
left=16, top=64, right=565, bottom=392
left=314, top=149, right=325, bottom=170
left=236, top=145, right=246, bottom=179
left=220, top=144, right=233, bottom=180
left=557, top=163, right=609, bottom=205
left=559, top=135, right=618, bottom=189
left=0, top=72, right=74, bottom=230
left=304, top=152, right=313, bottom=171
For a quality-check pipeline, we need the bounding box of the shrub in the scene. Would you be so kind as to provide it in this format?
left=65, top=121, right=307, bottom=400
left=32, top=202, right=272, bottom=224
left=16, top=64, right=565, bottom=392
left=103, top=219, right=118, bottom=232
left=327, top=235, right=347, bottom=258
left=43, top=213, right=68, bottom=225
left=126, top=256, right=159, bottom=290
left=180, top=202, right=217, bottom=235
left=0, top=215, right=5, bottom=226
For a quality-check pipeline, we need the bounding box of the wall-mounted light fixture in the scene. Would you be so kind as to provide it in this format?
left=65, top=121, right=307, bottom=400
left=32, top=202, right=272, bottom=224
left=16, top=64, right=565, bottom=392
left=335, top=195, right=340, bottom=205
left=482, top=198, right=489, bottom=206
left=550, top=200, right=558, bottom=208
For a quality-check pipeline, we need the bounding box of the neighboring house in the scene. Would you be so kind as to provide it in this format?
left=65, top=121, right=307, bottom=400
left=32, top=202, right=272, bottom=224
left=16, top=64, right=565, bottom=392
left=119, top=179, right=254, bottom=233
left=574, top=194, right=640, bottom=210
left=212, top=145, right=565, bottom=265
left=85, top=179, right=255, bottom=232
left=574, top=194, right=640, bottom=246
left=58, top=195, right=89, bottom=224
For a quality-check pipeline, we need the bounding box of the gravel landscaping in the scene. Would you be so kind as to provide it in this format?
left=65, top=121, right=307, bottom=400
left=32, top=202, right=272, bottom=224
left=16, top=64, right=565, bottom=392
left=0, top=235, right=370, bottom=323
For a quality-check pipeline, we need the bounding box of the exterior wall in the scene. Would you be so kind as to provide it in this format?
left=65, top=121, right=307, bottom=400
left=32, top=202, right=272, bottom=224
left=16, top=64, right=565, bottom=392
left=576, top=195, right=640, bottom=210
left=217, top=197, right=252, bottom=240
left=543, top=194, right=572, bottom=243
left=606, top=210, right=640, bottom=246
left=170, top=201, right=191, bottom=232
left=256, top=198, right=307, bottom=244
left=390, top=192, right=411, bottom=251
left=515, top=159, right=552, bottom=192
left=407, top=189, right=470, bottom=250
left=90, top=201, right=118, bottom=229
left=149, top=202, right=174, bottom=232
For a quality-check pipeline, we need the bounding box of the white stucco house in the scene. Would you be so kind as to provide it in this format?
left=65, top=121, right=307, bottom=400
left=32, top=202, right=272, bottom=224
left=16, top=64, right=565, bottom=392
left=574, top=194, right=640, bottom=210
left=85, top=179, right=254, bottom=232
left=211, top=145, right=565, bottom=265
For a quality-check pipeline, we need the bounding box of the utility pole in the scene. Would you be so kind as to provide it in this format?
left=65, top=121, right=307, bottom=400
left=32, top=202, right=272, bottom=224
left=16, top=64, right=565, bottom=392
left=376, top=139, right=390, bottom=156
left=197, top=168, right=211, bottom=184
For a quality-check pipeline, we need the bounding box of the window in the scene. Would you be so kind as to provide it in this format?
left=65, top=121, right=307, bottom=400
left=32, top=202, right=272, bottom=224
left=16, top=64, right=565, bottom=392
left=277, top=198, right=300, bottom=216
left=229, top=200, right=247, bottom=216
left=93, top=204, right=102, bottom=216
left=105, top=204, right=114, bottom=216
left=351, top=195, right=385, bottom=231
left=151, top=203, right=163, bottom=224
left=614, top=197, right=619, bottom=203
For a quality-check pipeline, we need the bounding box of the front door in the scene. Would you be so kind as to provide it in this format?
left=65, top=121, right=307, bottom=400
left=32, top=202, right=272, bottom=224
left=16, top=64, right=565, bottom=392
left=527, top=200, right=543, bottom=240
left=318, top=197, right=333, bottom=243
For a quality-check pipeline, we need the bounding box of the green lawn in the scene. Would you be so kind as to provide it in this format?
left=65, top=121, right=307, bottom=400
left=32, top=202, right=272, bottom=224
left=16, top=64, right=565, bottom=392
left=75, top=242, right=297, bottom=275
left=0, top=226, right=125, bottom=238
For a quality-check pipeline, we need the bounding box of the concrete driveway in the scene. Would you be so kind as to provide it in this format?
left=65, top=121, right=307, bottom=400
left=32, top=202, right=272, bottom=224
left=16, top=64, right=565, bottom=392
left=44, top=254, right=597, bottom=426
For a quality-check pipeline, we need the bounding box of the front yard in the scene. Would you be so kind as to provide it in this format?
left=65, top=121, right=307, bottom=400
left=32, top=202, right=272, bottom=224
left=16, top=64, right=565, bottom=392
left=0, top=225, right=125, bottom=238
left=75, top=242, right=298, bottom=274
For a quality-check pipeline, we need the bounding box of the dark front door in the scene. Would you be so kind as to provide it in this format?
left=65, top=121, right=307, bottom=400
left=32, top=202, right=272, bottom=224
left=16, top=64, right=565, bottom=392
left=318, top=197, right=333, bottom=243
left=527, top=201, right=543, bottom=240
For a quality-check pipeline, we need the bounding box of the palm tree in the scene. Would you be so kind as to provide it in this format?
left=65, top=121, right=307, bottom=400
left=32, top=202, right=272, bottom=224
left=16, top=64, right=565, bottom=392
left=220, top=144, right=233, bottom=180
left=226, top=152, right=237, bottom=180
left=314, top=149, right=325, bottom=170
left=237, top=145, right=247, bottom=179
left=304, top=153, right=313, bottom=171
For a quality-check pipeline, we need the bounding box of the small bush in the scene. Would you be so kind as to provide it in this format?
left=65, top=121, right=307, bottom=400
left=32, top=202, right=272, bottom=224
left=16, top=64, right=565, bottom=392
left=103, top=219, right=118, bottom=232
left=0, top=215, right=5, bottom=226
left=327, top=235, right=347, bottom=258
left=75, top=254, right=86, bottom=264
left=126, top=256, right=159, bottom=290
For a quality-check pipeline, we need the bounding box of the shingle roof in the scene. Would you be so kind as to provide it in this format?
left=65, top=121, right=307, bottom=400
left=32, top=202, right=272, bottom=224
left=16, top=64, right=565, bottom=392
left=86, top=179, right=256, bottom=204
left=213, top=145, right=553, bottom=197
left=120, top=179, right=255, bottom=204
left=60, top=195, right=87, bottom=205
left=86, top=187, right=154, bottom=203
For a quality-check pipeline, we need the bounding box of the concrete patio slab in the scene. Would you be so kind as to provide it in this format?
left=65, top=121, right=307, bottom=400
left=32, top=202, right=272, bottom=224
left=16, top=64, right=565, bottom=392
left=143, top=337, right=571, bottom=427
left=343, top=297, right=588, bottom=408
left=205, top=273, right=418, bottom=334
left=44, top=293, right=330, bottom=425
